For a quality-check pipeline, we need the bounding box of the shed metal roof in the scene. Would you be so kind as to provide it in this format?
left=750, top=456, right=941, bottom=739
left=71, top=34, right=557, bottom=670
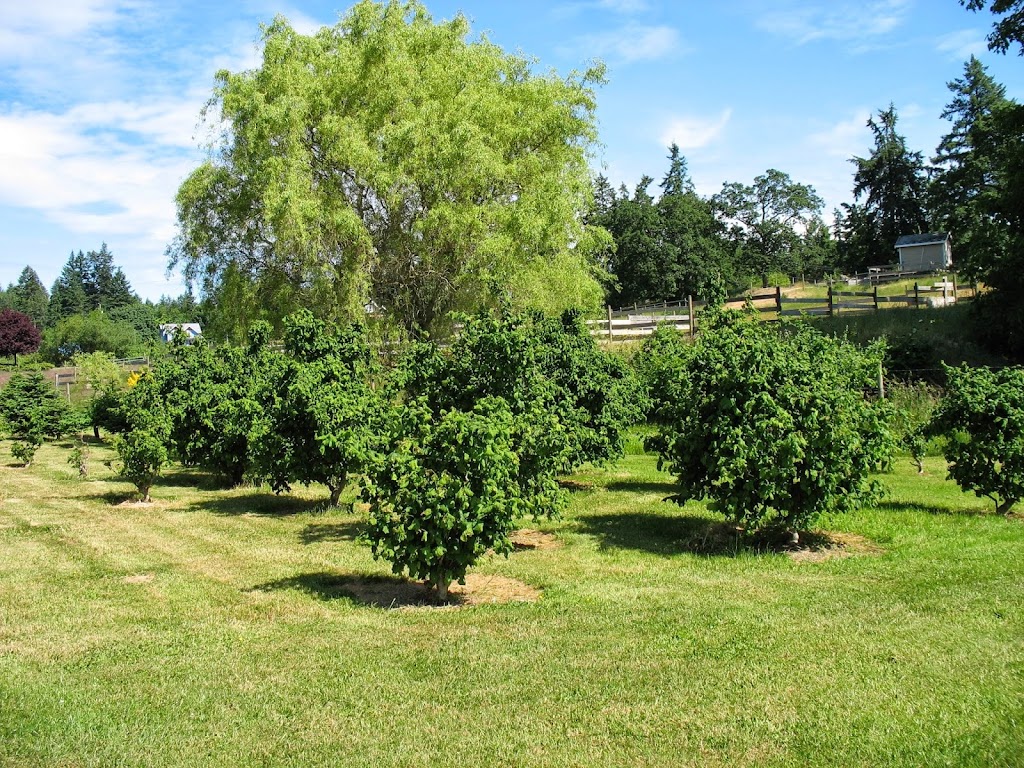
left=895, top=233, right=949, bottom=248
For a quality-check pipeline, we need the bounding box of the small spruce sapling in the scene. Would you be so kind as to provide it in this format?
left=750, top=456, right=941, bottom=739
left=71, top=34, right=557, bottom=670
left=0, top=373, right=74, bottom=466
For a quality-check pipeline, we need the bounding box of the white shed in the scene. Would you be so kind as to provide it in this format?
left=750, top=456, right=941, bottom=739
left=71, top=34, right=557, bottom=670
left=160, top=323, right=202, bottom=343
left=894, top=233, right=952, bottom=272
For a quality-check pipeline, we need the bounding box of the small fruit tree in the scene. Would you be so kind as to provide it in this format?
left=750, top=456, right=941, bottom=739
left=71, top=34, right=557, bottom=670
left=252, top=310, right=384, bottom=506
left=0, top=373, right=74, bottom=465
left=111, top=372, right=171, bottom=501
left=652, top=310, right=894, bottom=541
left=155, top=324, right=280, bottom=486
left=364, top=397, right=518, bottom=601
left=927, top=364, right=1024, bottom=515
left=533, top=310, right=646, bottom=469
left=0, top=308, right=41, bottom=365
left=404, top=310, right=642, bottom=517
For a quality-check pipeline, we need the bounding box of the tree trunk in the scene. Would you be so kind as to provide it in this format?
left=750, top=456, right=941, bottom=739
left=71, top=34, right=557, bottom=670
left=996, top=498, right=1016, bottom=516
left=436, top=578, right=449, bottom=602
left=93, top=425, right=101, bottom=440
left=328, top=472, right=347, bottom=507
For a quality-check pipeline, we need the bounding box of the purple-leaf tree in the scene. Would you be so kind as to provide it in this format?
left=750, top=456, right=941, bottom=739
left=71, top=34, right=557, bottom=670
left=0, top=309, right=42, bottom=366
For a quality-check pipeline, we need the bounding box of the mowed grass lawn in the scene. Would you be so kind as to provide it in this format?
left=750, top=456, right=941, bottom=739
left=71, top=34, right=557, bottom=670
left=1, top=440, right=1022, bottom=767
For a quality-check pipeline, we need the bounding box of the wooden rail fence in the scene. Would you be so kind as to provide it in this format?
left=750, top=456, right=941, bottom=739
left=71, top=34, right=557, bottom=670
left=589, top=279, right=961, bottom=341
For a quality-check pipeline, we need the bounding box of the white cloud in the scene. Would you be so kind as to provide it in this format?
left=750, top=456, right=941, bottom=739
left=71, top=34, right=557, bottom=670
left=756, top=0, right=912, bottom=46
left=595, top=0, right=650, bottom=12
left=0, top=103, right=198, bottom=272
left=0, top=0, right=144, bottom=66
left=936, top=29, right=989, bottom=60
left=659, top=109, right=733, bottom=150
left=562, top=24, right=683, bottom=63
left=808, top=110, right=873, bottom=158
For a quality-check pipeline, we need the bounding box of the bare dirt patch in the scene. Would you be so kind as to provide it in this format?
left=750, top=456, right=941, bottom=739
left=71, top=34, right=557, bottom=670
left=253, top=571, right=542, bottom=609
left=786, top=532, right=883, bottom=564
left=348, top=573, right=540, bottom=609
left=123, top=573, right=155, bottom=585
left=510, top=528, right=561, bottom=551
left=115, top=499, right=159, bottom=508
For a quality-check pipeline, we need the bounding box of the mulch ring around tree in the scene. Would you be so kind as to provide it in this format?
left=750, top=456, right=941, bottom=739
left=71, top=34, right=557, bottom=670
left=510, top=528, right=562, bottom=551
left=784, top=531, right=884, bottom=564
left=337, top=573, right=541, bottom=609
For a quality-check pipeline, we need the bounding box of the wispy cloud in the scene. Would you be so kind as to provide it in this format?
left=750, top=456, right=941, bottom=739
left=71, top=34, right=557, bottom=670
left=659, top=109, right=733, bottom=150
left=0, top=0, right=127, bottom=51
left=756, top=0, right=912, bottom=47
left=595, top=0, right=650, bottom=12
left=560, top=23, right=684, bottom=63
left=936, top=29, right=989, bottom=60
left=551, top=0, right=650, bottom=21
left=808, top=110, right=873, bottom=159
left=0, top=101, right=197, bottom=256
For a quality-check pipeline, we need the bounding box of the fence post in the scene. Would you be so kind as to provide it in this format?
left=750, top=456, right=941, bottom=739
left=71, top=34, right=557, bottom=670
left=878, top=362, right=885, bottom=399
left=687, top=295, right=695, bottom=337
left=606, top=305, right=613, bottom=342
left=828, top=285, right=834, bottom=316
left=914, top=282, right=920, bottom=309
left=952, top=272, right=958, bottom=302
left=775, top=285, right=782, bottom=315
left=873, top=285, right=879, bottom=312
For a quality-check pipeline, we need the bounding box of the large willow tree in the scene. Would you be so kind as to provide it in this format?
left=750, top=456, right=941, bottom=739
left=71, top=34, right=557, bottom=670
left=170, top=1, right=607, bottom=337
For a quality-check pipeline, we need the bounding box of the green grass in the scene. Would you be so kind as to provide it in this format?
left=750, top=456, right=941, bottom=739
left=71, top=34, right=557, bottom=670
left=1, top=441, right=1022, bottom=767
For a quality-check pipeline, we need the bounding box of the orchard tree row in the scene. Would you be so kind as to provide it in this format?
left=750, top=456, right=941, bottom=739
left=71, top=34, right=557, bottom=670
left=84, top=309, right=641, bottom=599
left=4, top=305, right=1023, bottom=598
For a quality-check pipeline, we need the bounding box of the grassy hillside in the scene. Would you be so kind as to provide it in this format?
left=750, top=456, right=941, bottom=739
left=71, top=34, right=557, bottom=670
left=1, top=439, right=1022, bottom=767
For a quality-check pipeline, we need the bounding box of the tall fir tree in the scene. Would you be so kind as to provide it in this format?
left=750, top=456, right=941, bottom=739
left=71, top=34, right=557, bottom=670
left=84, top=243, right=136, bottom=311
left=846, top=105, right=930, bottom=271
left=47, top=251, right=89, bottom=326
left=11, top=266, right=49, bottom=327
left=930, top=56, right=1012, bottom=280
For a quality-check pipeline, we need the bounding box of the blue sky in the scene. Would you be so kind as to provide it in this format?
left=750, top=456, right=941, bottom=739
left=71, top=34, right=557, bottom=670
left=1, top=0, right=1022, bottom=301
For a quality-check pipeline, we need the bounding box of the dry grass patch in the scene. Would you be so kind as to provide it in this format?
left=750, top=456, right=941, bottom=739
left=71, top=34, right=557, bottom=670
left=786, top=531, right=884, bottom=563
left=510, top=528, right=561, bottom=551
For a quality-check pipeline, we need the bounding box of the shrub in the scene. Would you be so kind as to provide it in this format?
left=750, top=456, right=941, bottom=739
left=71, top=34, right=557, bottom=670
left=631, top=326, right=692, bottom=423
left=887, top=381, right=943, bottom=473
left=72, top=351, right=129, bottom=439
left=251, top=311, right=384, bottom=505
left=532, top=310, right=647, bottom=468
left=404, top=310, right=638, bottom=517
left=110, top=372, right=170, bottom=501
left=652, top=310, right=894, bottom=541
left=0, top=373, right=75, bottom=466
left=927, top=364, right=1024, bottom=515
left=364, top=397, right=518, bottom=601
left=155, top=326, right=278, bottom=486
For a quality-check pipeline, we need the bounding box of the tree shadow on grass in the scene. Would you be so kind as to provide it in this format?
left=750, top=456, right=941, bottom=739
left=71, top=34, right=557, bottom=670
left=249, top=572, right=455, bottom=608
left=156, top=470, right=224, bottom=490
left=577, top=511, right=745, bottom=557
left=577, top=511, right=835, bottom=557
left=189, top=493, right=327, bottom=517
left=605, top=479, right=678, bottom=496
left=876, top=500, right=995, bottom=518
left=300, top=520, right=365, bottom=545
